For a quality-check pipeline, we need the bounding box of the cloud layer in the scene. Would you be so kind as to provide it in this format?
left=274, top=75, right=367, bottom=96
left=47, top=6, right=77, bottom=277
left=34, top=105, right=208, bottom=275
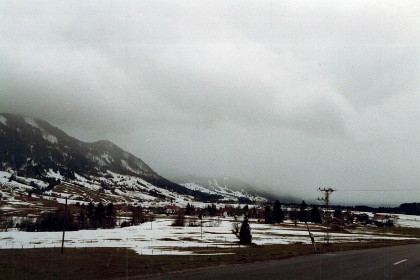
left=1, top=0, right=419, bottom=205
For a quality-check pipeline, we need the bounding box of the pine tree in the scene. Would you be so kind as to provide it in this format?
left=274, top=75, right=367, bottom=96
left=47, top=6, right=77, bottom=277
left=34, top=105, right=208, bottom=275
left=78, top=209, right=86, bottom=229
left=94, top=202, right=105, bottom=228
left=243, top=204, right=249, bottom=214
left=300, top=200, right=307, bottom=211
left=87, top=202, right=95, bottom=218
left=186, top=203, right=191, bottom=215
left=291, top=209, right=299, bottom=226
left=309, top=206, right=322, bottom=224
left=239, top=217, right=252, bottom=244
left=333, top=209, right=343, bottom=218
left=87, top=202, right=95, bottom=228
left=273, top=200, right=284, bottom=223
left=207, top=204, right=217, bottom=216
left=264, top=205, right=273, bottom=224
left=0, top=209, right=4, bottom=230
left=172, top=211, right=185, bottom=227
left=131, top=205, right=144, bottom=225
left=299, top=200, right=308, bottom=222
left=105, top=203, right=116, bottom=228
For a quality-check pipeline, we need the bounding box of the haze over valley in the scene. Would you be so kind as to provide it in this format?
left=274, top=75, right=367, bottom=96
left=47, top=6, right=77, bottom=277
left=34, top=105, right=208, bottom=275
left=1, top=1, right=419, bottom=206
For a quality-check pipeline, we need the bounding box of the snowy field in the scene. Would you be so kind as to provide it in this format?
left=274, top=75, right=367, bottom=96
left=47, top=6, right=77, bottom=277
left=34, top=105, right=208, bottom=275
left=394, top=214, right=420, bottom=228
left=1, top=216, right=419, bottom=255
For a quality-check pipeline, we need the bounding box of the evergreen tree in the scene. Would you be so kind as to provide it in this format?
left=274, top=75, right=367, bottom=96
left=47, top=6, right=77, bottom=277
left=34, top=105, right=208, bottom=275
left=264, top=205, right=273, bottom=224
left=309, top=206, right=322, bottom=224
left=172, top=211, right=185, bottom=227
left=186, top=203, right=191, bottom=215
left=207, top=204, right=217, bottom=216
left=239, top=217, right=252, bottom=244
left=0, top=209, right=4, bottom=230
left=252, top=206, right=257, bottom=218
left=300, top=200, right=307, bottom=211
left=87, top=202, right=95, bottom=218
left=131, top=205, right=144, bottom=225
left=243, top=204, right=249, bottom=216
left=299, top=200, right=308, bottom=222
left=36, top=208, right=77, bottom=231
left=105, top=203, right=116, bottom=228
left=78, top=209, right=86, bottom=229
left=87, top=202, right=95, bottom=228
left=290, top=209, right=299, bottom=226
left=333, top=209, right=343, bottom=219
left=273, top=200, right=284, bottom=223
left=94, top=202, right=105, bottom=228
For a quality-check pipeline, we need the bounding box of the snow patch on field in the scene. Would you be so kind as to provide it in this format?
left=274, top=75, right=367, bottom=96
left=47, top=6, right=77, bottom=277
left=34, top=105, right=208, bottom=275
left=1, top=218, right=418, bottom=255
left=15, top=176, right=49, bottom=188
left=396, top=214, right=420, bottom=228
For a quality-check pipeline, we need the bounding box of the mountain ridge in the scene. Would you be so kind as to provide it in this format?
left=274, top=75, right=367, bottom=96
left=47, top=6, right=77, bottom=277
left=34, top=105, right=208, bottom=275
left=171, top=175, right=269, bottom=204
left=0, top=113, right=256, bottom=203
left=0, top=113, right=156, bottom=179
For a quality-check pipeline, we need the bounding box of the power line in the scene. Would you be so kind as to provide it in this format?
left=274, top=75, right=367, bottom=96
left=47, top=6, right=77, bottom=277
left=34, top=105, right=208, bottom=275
left=336, top=189, right=419, bottom=192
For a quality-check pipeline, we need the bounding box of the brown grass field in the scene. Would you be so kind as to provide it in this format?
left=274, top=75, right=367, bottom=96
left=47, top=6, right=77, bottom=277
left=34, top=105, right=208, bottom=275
left=0, top=239, right=418, bottom=280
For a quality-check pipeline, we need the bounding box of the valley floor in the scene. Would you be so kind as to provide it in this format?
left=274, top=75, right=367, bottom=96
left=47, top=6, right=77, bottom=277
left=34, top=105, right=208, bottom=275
left=1, top=216, right=419, bottom=255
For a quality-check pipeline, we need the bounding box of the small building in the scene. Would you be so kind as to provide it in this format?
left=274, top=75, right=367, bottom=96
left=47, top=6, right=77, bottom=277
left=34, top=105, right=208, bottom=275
left=165, top=205, right=181, bottom=215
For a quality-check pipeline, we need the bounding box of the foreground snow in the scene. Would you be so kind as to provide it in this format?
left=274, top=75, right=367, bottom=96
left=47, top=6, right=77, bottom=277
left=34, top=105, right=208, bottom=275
left=0, top=217, right=418, bottom=255
left=394, top=214, right=420, bottom=228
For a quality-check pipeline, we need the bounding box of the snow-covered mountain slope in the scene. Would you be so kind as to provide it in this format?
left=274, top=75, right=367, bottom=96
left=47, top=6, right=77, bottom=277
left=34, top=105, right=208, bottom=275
left=172, top=175, right=268, bottom=204
left=0, top=113, right=156, bottom=179
left=0, top=169, right=221, bottom=217
left=0, top=113, right=222, bottom=203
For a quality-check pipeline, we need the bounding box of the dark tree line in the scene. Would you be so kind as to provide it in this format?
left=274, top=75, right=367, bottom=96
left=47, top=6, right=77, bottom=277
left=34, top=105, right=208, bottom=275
left=185, top=203, right=196, bottom=215
left=206, top=204, right=218, bottom=216
left=399, top=203, right=420, bottom=215
left=264, top=200, right=284, bottom=224
left=332, top=203, right=420, bottom=216
left=83, top=202, right=116, bottom=229
left=130, top=205, right=146, bottom=225
left=296, top=200, right=322, bottom=224
left=18, top=202, right=117, bottom=232
left=18, top=208, right=78, bottom=232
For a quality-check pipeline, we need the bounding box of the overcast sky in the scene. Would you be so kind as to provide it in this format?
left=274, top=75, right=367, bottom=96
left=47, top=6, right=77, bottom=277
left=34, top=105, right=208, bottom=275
left=1, top=0, right=419, bottom=205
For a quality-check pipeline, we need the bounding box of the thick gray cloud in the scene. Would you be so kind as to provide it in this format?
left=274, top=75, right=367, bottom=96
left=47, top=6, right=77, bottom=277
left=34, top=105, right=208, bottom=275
left=0, top=0, right=419, bottom=205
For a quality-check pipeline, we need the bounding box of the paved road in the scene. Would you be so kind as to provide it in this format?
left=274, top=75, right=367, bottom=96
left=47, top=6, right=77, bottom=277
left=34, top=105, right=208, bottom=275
left=143, top=244, right=420, bottom=280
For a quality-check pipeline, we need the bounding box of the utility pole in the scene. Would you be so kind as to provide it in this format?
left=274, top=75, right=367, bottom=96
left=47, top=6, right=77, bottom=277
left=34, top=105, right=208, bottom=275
left=305, top=221, right=317, bottom=252
left=318, top=188, right=334, bottom=245
left=198, top=213, right=203, bottom=239
left=61, top=198, right=67, bottom=254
